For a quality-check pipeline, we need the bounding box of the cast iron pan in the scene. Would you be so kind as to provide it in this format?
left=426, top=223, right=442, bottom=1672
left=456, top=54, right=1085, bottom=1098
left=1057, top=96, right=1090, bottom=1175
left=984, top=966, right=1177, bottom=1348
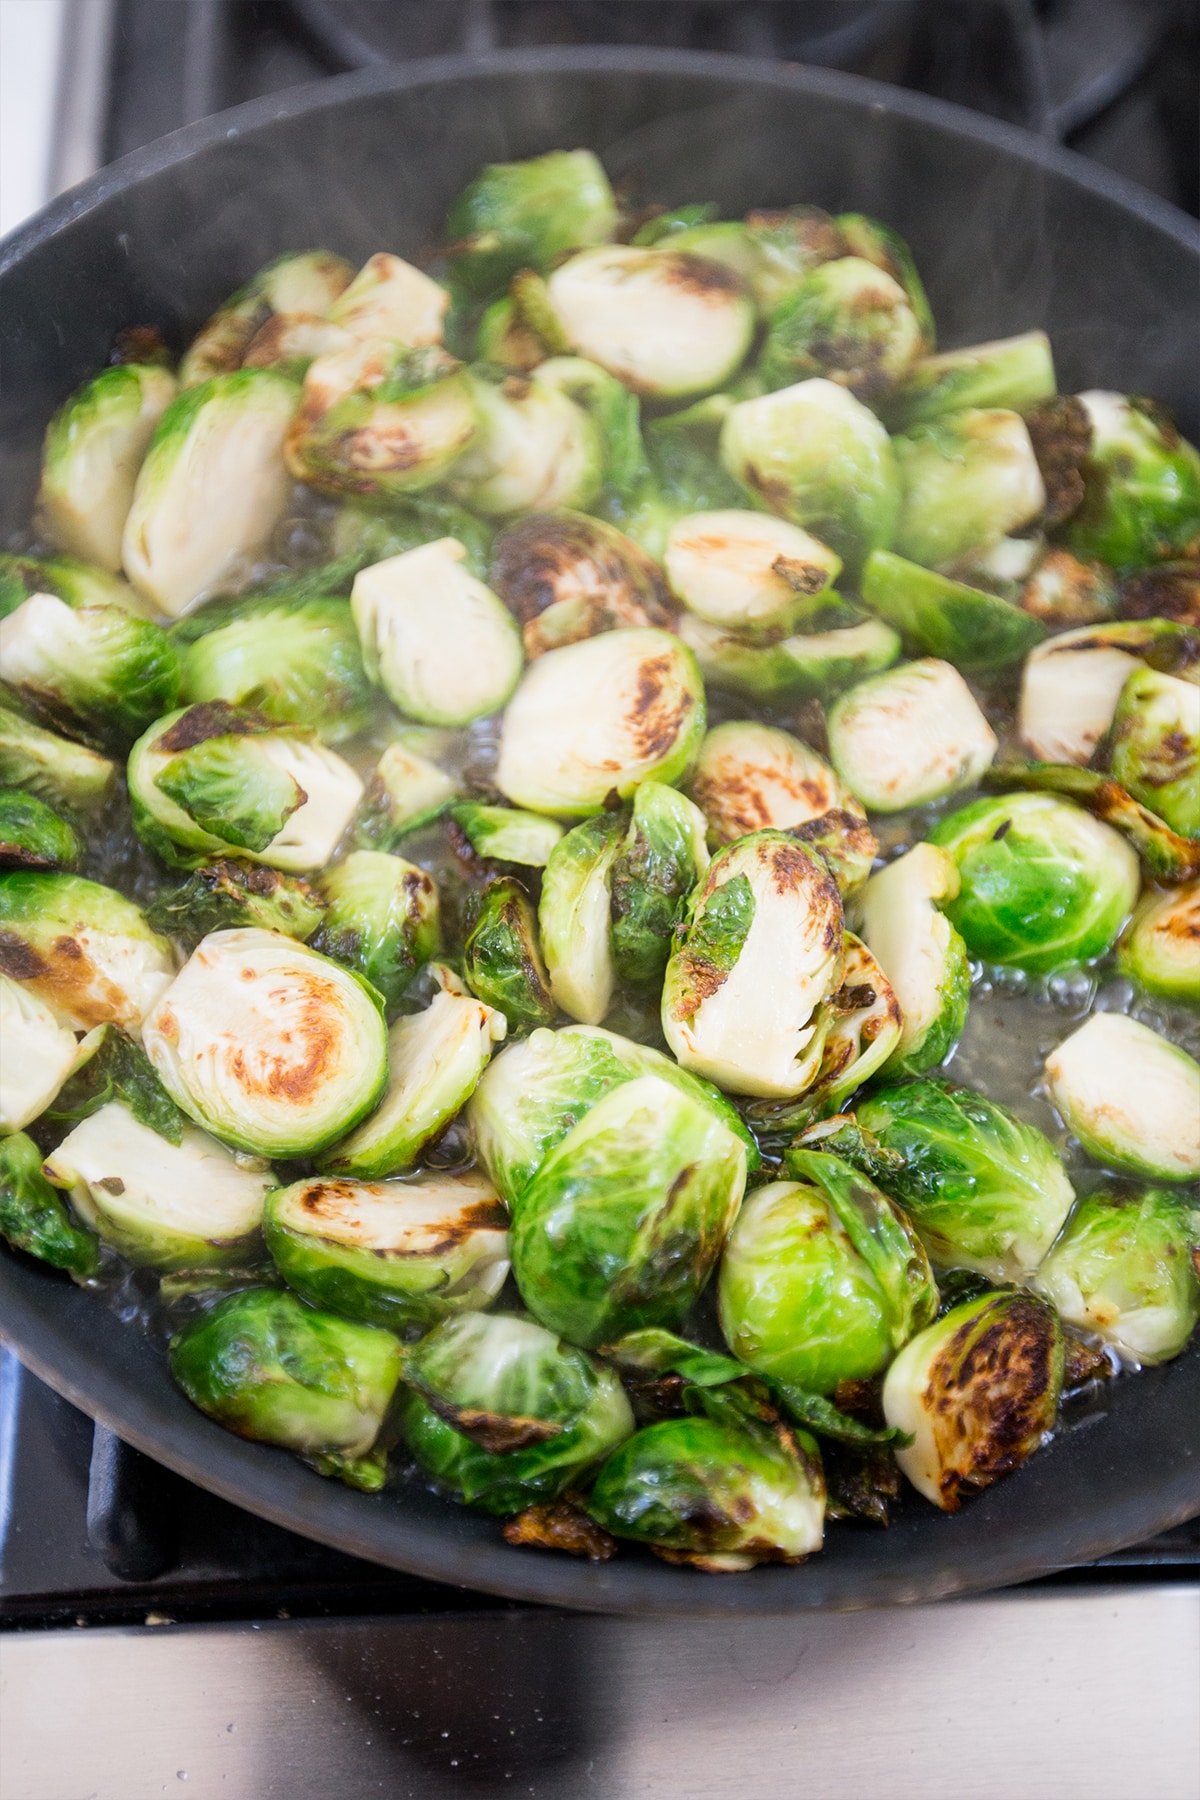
left=1, top=49, right=1197, bottom=1615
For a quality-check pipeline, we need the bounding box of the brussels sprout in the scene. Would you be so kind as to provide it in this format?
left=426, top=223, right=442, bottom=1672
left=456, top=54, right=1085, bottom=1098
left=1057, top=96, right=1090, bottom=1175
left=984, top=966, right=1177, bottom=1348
left=533, top=356, right=647, bottom=500
left=142, top=928, right=388, bottom=1157
left=445, top=149, right=617, bottom=296
left=983, top=762, right=1200, bottom=885
left=586, top=1413, right=824, bottom=1571
left=43, top=1099, right=271, bottom=1270
left=122, top=370, right=298, bottom=617
left=495, top=627, right=705, bottom=818
left=719, top=378, right=899, bottom=572
left=759, top=257, right=924, bottom=400
left=0, top=549, right=141, bottom=620
left=827, top=658, right=997, bottom=814
left=882, top=1292, right=1063, bottom=1510
left=0, top=788, right=80, bottom=871
left=0, top=700, right=115, bottom=813
left=0, top=588, right=180, bottom=751
left=510, top=1072, right=747, bottom=1347
left=40, top=1021, right=183, bottom=1141
left=148, top=859, right=325, bottom=948
left=1108, top=665, right=1200, bottom=837
left=488, top=511, right=670, bottom=660
left=128, top=703, right=363, bottom=872
left=1037, top=1184, right=1200, bottom=1365
left=678, top=612, right=902, bottom=707
left=662, top=831, right=843, bottom=1099
left=892, top=410, right=1046, bottom=570
left=169, top=1287, right=404, bottom=1491
left=1019, top=547, right=1119, bottom=628
left=0, top=1130, right=98, bottom=1277
left=1044, top=1013, right=1200, bottom=1183
left=536, top=812, right=623, bottom=1027
left=466, top=1022, right=757, bottom=1213
left=884, top=331, right=1056, bottom=430
left=328, top=492, right=494, bottom=581
left=769, top=933, right=903, bottom=1126
left=1017, top=618, right=1187, bottom=764
left=833, top=212, right=933, bottom=340
left=689, top=720, right=875, bottom=896
left=448, top=803, right=562, bottom=870
left=663, top=510, right=841, bottom=641
left=718, top=1152, right=936, bottom=1394
left=307, top=851, right=439, bottom=1013
left=178, top=251, right=354, bottom=386
left=1062, top=392, right=1200, bottom=569
left=463, top=878, right=555, bottom=1032
left=854, top=1078, right=1075, bottom=1281
left=37, top=363, right=177, bottom=570
left=474, top=296, right=547, bottom=371
left=1118, top=882, right=1200, bottom=1005
left=0, top=974, right=80, bottom=1131
left=265, top=1169, right=508, bottom=1332
left=240, top=313, right=353, bottom=378
left=351, top=538, right=522, bottom=727
left=449, top=366, right=603, bottom=518
left=1119, top=559, right=1200, bottom=626
left=860, top=549, right=1044, bottom=672
left=174, top=592, right=372, bottom=743
left=324, top=252, right=448, bottom=348
left=355, top=735, right=459, bottom=852
left=0, top=871, right=174, bottom=1031
left=544, top=245, right=755, bottom=401
left=402, top=1310, right=633, bottom=1514
left=285, top=342, right=477, bottom=501
left=856, top=844, right=971, bottom=1075
left=609, top=782, right=710, bottom=989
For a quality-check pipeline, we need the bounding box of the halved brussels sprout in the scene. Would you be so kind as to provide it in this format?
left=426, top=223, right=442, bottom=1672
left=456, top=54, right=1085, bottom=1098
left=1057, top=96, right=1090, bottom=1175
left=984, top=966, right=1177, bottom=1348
left=170, top=1287, right=404, bottom=1491
left=718, top=1150, right=937, bottom=1393
left=285, top=342, right=477, bottom=500
left=265, top=1169, right=508, bottom=1332
left=1063, top=392, right=1200, bottom=569
left=759, top=256, right=924, bottom=400
left=0, top=871, right=174, bottom=1031
left=983, top=762, right=1200, bottom=885
left=0, top=588, right=180, bottom=751
left=767, top=933, right=902, bottom=1126
left=38, top=363, right=178, bottom=570
left=148, top=859, right=325, bottom=947
left=884, top=331, right=1056, bottom=430
left=678, top=612, right=901, bottom=707
left=1044, top=1013, right=1200, bottom=1183
left=448, top=802, right=562, bottom=870
left=40, top=1021, right=183, bottom=1142
left=128, top=704, right=363, bottom=873
left=537, top=811, right=624, bottom=1026
left=1017, top=619, right=1186, bottom=764
left=586, top=1413, right=825, bottom=1571
left=609, top=781, right=710, bottom=989
left=662, top=830, right=844, bottom=1099
left=464, top=878, right=555, bottom=1033
left=402, top=1310, right=633, bottom=1515
left=0, top=1130, right=98, bottom=1278
left=179, top=251, right=354, bottom=386
left=510, top=1071, right=747, bottom=1347
left=827, top=658, right=997, bottom=814
left=1019, top=547, right=1118, bottom=628
left=44, top=1099, right=271, bottom=1270
left=0, top=699, right=115, bottom=813
left=664, top=510, right=840, bottom=641
left=544, top=245, right=755, bottom=400
left=719, top=378, right=899, bottom=572
left=534, top=356, right=647, bottom=499
left=893, top=409, right=1046, bottom=570
left=0, top=788, right=81, bottom=871
left=466, top=1022, right=757, bottom=1213
left=488, top=511, right=670, bottom=660
left=122, top=369, right=299, bottom=617
left=308, top=851, right=439, bottom=1013
left=320, top=964, right=505, bottom=1179
left=0, top=974, right=79, bottom=1131
left=856, top=844, right=971, bottom=1075
left=1117, top=883, right=1200, bottom=1005
left=929, top=791, right=1140, bottom=972
left=860, top=549, right=1044, bottom=672
left=324, top=252, right=448, bottom=348
left=445, top=149, right=618, bottom=296
left=1038, top=1186, right=1200, bottom=1365
left=174, top=592, right=373, bottom=743
left=689, top=720, right=876, bottom=896
left=449, top=366, right=603, bottom=518
left=1109, top=665, right=1200, bottom=838
left=882, top=1292, right=1063, bottom=1510
left=355, top=734, right=459, bottom=852
left=0, top=549, right=141, bottom=619
left=1119, top=559, right=1200, bottom=626
left=853, top=1078, right=1075, bottom=1281
left=142, top=928, right=389, bottom=1157
left=351, top=538, right=523, bottom=727
left=495, top=627, right=705, bottom=817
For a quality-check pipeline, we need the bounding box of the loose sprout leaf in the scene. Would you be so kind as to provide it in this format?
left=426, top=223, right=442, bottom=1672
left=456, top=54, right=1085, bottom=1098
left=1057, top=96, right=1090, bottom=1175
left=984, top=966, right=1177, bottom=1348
left=0, top=1130, right=99, bottom=1279
left=0, top=787, right=81, bottom=871
left=44, top=1023, right=185, bottom=1143
left=146, top=859, right=325, bottom=946
left=155, top=735, right=306, bottom=853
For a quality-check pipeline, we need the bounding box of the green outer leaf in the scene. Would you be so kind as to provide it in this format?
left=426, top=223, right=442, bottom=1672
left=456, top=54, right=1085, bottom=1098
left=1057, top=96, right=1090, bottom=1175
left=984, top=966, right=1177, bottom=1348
left=308, top=851, right=441, bottom=1014
left=0, top=788, right=81, bottom=871
left=0, top=1130, right=99, bottom=1278
left=463, top=877, right=556, bottom=1033
left=42, top=1024, right=184, bottom=1143
left=147, top=859, right=326, bottom=946
left=680, top=871, right=755, bottom=989
left=0, top=700, right=114, bottom=813
left=155, top=735, right=304, bottom=853
left=861, top=548, right=1044, bottom=671
left=609, top=782, right=709, bottom=989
